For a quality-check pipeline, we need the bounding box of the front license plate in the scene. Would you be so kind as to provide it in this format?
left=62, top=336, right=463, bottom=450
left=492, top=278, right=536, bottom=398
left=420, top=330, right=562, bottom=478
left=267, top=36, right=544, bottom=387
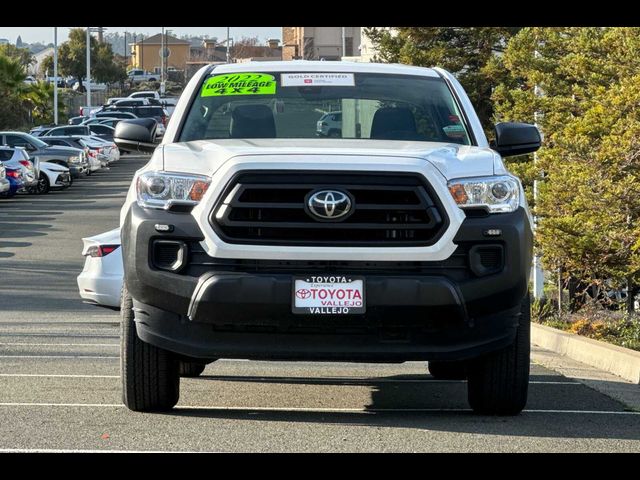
left=292, top=276, right=365, bottom=315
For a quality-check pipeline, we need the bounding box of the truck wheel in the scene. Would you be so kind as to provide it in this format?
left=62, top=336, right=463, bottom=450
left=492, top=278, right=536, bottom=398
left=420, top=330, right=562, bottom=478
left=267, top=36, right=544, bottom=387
left=179, top=361, right=206, bottom=377
left=121, top=284, right=180, bottom=412
left=428, top=361, right=467, bottom=380
left=467, top=293, right=530, bottom=415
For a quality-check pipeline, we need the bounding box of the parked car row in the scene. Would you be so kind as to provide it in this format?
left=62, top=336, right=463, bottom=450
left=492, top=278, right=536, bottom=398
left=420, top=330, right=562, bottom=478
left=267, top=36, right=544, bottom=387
left=68, top=91, right=172, bottom=139
left=0, top=128, right=121, bottom=197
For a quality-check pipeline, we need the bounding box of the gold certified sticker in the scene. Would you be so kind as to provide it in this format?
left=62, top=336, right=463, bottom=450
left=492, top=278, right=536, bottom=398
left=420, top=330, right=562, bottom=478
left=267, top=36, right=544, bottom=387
left=201, top=73, right=276, bottom=97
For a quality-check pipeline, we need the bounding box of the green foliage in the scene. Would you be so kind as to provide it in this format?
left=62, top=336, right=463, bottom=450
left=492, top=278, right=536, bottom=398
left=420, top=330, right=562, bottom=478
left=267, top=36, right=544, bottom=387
left=494, top=28, right=640, bottom=292
left=40, top=55, right=54, bottom=77
left=22, top=81, right=63, bottom=124
left=364, top=27, right=521, bottom=132
left=0, top=44, right=35, bottom=70
left=58, top=28, right=126, bottom=87
left=0, top=54, right=29, bottom=129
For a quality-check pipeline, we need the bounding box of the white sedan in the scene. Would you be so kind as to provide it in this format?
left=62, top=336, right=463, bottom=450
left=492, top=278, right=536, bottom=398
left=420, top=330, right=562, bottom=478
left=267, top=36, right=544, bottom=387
left=77, top=228, right=123, bottom=308
left=34, top=161, right=72, bottom=194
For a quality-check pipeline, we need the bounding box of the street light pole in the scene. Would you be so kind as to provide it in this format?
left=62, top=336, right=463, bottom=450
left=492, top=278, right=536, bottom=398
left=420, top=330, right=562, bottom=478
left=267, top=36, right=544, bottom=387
left=53, top=27, right=58, bottom=125
left=342, top=27, right=346, bottom=58
left=86, top=27, right=91, bottom=108
left=226, top=27, right=230, bottom=62
left=161, top=26, right=165, bottom=85
left=533, top=47, right=544, bottom=300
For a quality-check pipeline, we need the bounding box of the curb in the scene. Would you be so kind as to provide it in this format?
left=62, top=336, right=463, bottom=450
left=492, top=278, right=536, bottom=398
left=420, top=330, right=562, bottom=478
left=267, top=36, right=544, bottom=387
left=532, top=323, right=640, bottom=384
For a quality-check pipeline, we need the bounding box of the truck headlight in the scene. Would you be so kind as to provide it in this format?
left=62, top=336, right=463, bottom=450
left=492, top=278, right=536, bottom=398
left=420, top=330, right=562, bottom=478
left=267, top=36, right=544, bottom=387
left=447, top=175, right=520, bottom=213
left=68, top=155, right=81, bottom=164
left=136, top=171, right=211, bottom=210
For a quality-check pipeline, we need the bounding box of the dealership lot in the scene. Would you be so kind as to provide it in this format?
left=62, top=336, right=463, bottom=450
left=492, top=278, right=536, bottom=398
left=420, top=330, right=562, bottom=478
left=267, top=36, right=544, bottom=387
left=0, top=156, right=639, bottom=452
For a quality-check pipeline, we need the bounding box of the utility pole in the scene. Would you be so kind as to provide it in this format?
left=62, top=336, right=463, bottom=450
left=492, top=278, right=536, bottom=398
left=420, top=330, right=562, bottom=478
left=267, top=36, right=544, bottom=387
left=341, top=27, right=346, bottom=58
left=161, top=26, right=165, bottom=84
left=86, top=27, right=91, bottom=108
left=124, top=31, right=127, bottom=65
left=533, top=47, right=544, bottom=300
left=226, top=27, right=230, bottom=62
left=53, top=27, right=58, bottom=124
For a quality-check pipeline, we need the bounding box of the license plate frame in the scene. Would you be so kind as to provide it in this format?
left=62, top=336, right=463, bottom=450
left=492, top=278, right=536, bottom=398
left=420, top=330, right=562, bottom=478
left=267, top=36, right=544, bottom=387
left=292, top=275, right=366, bottom=315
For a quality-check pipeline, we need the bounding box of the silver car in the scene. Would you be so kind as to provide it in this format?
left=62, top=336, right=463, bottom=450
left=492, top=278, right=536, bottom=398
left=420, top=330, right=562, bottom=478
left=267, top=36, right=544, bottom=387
left=0, top=131, right=86, bottom=178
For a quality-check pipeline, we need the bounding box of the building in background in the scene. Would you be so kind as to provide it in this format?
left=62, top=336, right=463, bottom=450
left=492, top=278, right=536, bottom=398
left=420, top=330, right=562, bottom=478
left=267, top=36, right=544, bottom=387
left=130, top=34, right=190, bottom=73
left=282, top=27, right=360, bottom=60
left=342, top=28, right=382, bottom=62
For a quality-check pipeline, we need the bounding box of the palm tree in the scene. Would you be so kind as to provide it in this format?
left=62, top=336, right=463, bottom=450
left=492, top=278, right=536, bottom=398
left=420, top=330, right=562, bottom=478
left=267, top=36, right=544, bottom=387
left=22, top=81, right=59, bottom=124
left=0, top=54, right=27, bottom=96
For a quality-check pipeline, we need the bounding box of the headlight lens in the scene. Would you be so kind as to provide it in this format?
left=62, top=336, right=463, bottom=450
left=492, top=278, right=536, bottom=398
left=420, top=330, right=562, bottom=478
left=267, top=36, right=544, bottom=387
left=68, top=155, right=80, bottom=164
left=447, top=175, right=520, bottom=213
left=136, top=171, right=211, bottom=209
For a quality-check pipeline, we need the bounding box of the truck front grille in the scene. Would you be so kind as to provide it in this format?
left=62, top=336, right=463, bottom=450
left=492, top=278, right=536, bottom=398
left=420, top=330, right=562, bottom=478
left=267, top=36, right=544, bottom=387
left=210, top=171, right=448, bottom=247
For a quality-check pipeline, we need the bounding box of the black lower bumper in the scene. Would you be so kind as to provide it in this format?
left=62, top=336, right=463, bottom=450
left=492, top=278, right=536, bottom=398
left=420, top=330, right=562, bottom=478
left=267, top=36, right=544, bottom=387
left=122, top=203, right=533, bottom=362
left=69, top=166, right=83, bottom=178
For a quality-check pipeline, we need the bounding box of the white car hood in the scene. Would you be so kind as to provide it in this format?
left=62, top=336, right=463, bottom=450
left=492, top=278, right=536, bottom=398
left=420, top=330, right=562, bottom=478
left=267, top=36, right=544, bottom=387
left=161, top=139, right=499, bottom=180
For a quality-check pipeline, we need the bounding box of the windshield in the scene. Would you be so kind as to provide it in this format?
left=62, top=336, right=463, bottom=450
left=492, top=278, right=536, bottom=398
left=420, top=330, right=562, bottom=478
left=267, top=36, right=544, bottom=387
left=179, top=71, right=472, bottom=144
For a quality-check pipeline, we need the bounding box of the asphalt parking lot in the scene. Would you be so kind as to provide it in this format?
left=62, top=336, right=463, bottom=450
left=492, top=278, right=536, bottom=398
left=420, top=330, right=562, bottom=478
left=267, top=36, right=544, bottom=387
left=0, top=155, right=639, bottom=452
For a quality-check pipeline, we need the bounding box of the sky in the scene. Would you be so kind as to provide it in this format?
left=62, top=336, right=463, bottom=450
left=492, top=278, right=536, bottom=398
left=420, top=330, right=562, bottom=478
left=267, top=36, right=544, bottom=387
left=0, top=27, right=282, bottom=44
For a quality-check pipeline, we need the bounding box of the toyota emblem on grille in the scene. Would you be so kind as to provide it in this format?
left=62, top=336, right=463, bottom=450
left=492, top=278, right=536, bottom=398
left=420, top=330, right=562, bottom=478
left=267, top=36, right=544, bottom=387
left=307, top=190, right=352, bottom=220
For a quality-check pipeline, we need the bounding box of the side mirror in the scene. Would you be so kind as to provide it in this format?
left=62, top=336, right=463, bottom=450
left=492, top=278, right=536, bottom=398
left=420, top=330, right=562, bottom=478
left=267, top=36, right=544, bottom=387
left=494, top=122, right=541, bottom=157
left=113, top=118, right=158, bottom=153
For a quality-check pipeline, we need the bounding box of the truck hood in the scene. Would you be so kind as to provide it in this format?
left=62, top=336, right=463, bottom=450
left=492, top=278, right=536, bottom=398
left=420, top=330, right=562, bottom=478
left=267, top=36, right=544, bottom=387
left=161, top=139, right=499, bottom=180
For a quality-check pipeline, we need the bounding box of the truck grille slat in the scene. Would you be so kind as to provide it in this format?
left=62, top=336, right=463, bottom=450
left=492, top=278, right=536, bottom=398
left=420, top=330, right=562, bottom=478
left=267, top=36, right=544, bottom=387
left=210, top=172, right=448, bottom=247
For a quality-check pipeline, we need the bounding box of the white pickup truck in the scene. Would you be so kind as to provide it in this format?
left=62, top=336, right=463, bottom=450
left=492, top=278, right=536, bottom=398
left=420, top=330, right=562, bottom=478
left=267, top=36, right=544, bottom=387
left=127, top=69, right=159, bottom=84
left=113, top=61, right=541, bottom=415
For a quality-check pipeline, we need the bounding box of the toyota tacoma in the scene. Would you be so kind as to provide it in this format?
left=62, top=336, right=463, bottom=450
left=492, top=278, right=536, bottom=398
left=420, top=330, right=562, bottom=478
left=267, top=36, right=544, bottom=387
left=114, top=61, right=541, bottom=414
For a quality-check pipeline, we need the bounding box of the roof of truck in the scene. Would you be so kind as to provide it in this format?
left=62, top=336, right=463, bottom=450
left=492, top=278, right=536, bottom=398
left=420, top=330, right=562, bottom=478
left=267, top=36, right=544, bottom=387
left=208, top=61, right=440, bottom=78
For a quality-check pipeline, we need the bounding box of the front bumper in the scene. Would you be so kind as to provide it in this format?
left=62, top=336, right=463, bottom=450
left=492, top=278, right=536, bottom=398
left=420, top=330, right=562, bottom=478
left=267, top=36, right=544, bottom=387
left=52, top=172, right=71, bottom=189
left=69, top=165, right=84, bottom=178
left=122, top=203, right=532, bottom=362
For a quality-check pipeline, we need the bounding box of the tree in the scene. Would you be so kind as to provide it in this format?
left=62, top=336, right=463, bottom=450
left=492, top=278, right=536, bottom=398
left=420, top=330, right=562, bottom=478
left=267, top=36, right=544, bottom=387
left=364, top=27, right=521, bottom=132
left=0, top=54, right=29, bottom=129
left=58, top=28, right=125, bottom=89
left=0, top=44, right=35, bottom=70
left=493, top=27, right=640, bottom=310
left=22, top=81, right=62, bottom=124
left=40, top=54, right=54, bottom=77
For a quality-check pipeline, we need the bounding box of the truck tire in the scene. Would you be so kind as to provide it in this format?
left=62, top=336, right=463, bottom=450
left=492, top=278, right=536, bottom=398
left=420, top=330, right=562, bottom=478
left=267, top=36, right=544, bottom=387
left=121, top=284, right=180, bottom=412
left=179, top=361, right=206, bottom=377
left=428, top=361, right=467, bottom=380
left=467, top=293, right=530, bottom=415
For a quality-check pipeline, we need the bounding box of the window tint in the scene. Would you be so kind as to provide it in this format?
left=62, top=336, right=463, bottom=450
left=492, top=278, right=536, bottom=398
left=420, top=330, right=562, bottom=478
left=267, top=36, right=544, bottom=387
left=92, top=125, right=114, bottom=135
left=5, top=135, right=32, bottom=149
left=0, top=150, right=14, bottom=161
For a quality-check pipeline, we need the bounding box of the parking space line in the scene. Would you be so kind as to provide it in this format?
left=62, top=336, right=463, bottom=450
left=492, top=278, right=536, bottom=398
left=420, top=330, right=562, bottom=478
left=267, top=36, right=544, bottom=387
left=0, top=355, right=118, bottom=359
left=0, top=373, right=577, bottom=384
left=0, top=374, right=118, bottom=378
left=0, top=343, right=118, bottom=347
left=0, top=449, right=203, bottom=453
left=0, top=402, right=637, bottom=415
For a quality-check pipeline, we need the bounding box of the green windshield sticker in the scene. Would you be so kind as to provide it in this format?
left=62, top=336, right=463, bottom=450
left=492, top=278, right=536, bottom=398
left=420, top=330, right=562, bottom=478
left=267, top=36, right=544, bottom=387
left=201, top=73, right=276, bottom=97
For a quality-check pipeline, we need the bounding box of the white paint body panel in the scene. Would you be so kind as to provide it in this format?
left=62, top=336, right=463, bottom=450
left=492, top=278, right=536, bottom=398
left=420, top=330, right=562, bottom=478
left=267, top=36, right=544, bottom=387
left=116, top=62, right=529, bottom=263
